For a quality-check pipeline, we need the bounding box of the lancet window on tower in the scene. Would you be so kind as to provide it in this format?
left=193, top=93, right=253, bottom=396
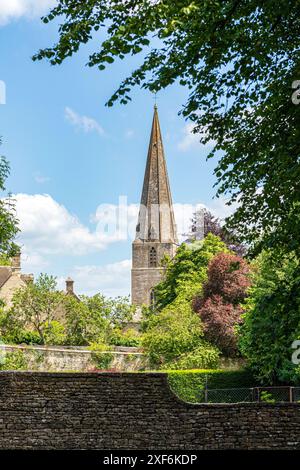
left=150, top=289, right=156, bottom=306
left=149, top=247, right=157, bottom=267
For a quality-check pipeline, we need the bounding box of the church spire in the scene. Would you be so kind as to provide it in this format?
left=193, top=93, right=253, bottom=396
left=132, top=106, right=178, bottom=306
left=135, top=106, right=178, bottom=243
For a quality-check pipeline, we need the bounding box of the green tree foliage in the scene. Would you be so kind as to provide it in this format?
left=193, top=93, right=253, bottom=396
left=43, top=320, right=66, bottom=345
left=239, top=250, right=300, bottom=384
left=33, top=1, right=300, bottom=254
left=1, top=282, right=135, bottom=347
left=144, top=235, right=252, bottom=369
left=142, top=299, right=202, bottom=365
left=65, top=293, right=134, bottom=345
left=9, top=274, right=65, bottom=345
left=0, top=298, right=44, bottom=345
left=109, top=327, right=141, bottom=347
left=86, top=294, right=134, bottom=328
left=63, top=295, right=92, bottom=346
left=154, top=233, right=229, bottom=310
left=142, top=298, right=220, bottom=368
left=163, top=344, right=220, bottom=371
left=64, top=294, right=114, bottom=346
left=0, top=140, right=19, bottom=256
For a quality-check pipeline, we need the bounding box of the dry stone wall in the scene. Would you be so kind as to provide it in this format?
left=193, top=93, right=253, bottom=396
left=0, top=372, right=299, bottom=450
left=2, top=345, right=147, bottom=372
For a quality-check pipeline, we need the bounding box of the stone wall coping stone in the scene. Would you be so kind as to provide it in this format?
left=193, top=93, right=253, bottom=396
left=1, top=344, right=143, bottom=356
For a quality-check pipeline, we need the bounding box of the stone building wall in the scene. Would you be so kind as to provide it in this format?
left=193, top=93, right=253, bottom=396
left=0, top=273, right=28, bottom=307
left=131, top=265, right=163, bottom=306
left=131, top=241, right=177, bottom=305
left=0, top=372, right=299, bottom=449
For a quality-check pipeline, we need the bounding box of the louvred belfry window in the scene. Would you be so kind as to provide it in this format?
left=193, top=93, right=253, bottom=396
left=149, top=247, right=157, bottom=267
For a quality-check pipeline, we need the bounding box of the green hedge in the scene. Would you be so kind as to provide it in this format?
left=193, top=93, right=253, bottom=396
left=167, top=369, right=257, bottom=403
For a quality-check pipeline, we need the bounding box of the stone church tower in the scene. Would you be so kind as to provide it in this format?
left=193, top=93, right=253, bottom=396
left=131, top=106, right=178, bottom=306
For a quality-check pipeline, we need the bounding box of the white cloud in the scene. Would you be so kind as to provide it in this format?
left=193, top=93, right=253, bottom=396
left=21, top=252, right=49, bottom=272
left=0, top=0, right=56, bottom=25
left=67, top=260, right=131, bottom=297
left=66, top=199, right=237, bottom=297
left=173, top=202, right=205, bottom=241
left=177, top=123, right=216, bottom=152
left=14, top=194, right=124, bottom=259
left=11, top=193, right=237, bottom=297
left=92, top=198, right=235, bottom=244
left=13, top=193, right=237, bottom=257
left=173, top=197, right=238, bottom=240
left=65, top=107, right=105, bottom=136
left=208, top=196, right=239, bottom=220
left=92, top=198, right=139, bottom=242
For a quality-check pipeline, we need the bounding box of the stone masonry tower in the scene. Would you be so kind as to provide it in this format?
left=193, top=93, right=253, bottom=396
left=131, top=106, right=178, bottom=306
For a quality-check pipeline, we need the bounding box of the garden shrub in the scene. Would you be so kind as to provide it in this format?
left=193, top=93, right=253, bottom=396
left=163, top=343, right=220, bottom=370
left=89, top=342, right=114, bottom=370
left=109, top=328, right=141, bottom=347
left=167, top=369, right=256, bottom=403
left=43, top=321, right=66, bottom=345
left=0, top=350, right=29, bottom=371
left=142, top=299, right=204, bottom=367
left=259, top=390, right=276, bottom=404
left=0, top=329, right=43, bottom=345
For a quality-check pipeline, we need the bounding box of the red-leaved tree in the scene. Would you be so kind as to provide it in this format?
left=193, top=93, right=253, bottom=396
left=194, top=253, right=251, bottom=356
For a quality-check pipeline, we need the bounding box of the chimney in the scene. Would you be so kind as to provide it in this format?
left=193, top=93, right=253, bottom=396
left=11, top=250, right=21, bottom=273
left=66, top=277, right=74, bottom=295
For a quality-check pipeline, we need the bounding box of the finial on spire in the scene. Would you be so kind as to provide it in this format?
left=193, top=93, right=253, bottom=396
left=153, top=92, right=158, bottom=109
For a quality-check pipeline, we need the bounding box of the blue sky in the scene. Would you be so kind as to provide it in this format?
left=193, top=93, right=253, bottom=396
left=0, top=0, right=232, bottom=297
